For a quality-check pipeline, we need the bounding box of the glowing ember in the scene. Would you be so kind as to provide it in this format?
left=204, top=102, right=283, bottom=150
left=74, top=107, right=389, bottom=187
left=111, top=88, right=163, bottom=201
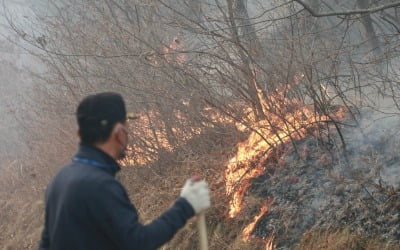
left=243, top=200, right=269, bottom=241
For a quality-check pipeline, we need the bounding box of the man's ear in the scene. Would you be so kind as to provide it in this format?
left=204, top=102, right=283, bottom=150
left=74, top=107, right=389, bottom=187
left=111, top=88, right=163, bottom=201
left=112, top=123, right=126, bottom=145
left=112, top=123, right=125, bottom=137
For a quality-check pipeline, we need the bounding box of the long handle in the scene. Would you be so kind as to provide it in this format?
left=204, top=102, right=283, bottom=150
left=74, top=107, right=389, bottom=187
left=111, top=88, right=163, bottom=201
left=197, top=212, right=208, bottom=250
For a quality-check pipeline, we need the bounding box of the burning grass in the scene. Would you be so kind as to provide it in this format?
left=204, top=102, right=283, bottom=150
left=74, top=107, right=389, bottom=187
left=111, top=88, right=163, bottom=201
left=0, top=97, right=399, bottom=250
left=225, top=79, right=347, bottom=220
left=1, top=117, right=399, bottom=249
left=245, top=116, right=400, bottom=249
left=118, top=110, right=399, bottom=250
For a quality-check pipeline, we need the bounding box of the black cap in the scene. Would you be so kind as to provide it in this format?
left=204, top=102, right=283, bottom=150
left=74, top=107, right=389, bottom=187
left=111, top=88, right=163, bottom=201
left=77, top=92, right=128, bottom=130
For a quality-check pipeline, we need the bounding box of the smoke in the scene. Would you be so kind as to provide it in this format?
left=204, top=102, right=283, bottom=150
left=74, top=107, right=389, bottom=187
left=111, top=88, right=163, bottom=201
left=345, top=108, right=400, bottom=188
left=0, top=0, right=45, bottom=163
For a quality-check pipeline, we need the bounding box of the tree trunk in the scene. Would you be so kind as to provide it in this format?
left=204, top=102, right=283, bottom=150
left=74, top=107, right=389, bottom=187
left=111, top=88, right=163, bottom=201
left=357, top=0, right=382, bottom=56
left=227, top=0, right=265, bottom=121
left=233, top=0, right=262, bottom=56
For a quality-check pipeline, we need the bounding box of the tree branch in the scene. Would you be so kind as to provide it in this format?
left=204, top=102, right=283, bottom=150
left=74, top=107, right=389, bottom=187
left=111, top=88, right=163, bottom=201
left=293, top=0, right=400, bottom=17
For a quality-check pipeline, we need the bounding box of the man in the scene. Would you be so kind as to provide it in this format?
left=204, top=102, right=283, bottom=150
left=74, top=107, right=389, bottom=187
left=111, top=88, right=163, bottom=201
left=39, top=92, right=210, bottom=250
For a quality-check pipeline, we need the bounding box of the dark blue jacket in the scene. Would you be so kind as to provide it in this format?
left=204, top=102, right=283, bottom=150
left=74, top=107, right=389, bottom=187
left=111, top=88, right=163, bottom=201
left=39, top=145, right=194, bottom=250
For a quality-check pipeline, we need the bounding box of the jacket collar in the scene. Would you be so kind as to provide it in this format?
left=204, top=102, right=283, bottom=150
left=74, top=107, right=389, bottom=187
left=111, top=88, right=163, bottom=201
left=74, top=144, right=121, bottom=176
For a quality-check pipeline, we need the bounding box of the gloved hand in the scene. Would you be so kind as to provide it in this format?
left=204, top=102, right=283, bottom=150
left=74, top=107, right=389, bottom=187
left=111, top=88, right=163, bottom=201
left=180, top=178, right=211, bottom=214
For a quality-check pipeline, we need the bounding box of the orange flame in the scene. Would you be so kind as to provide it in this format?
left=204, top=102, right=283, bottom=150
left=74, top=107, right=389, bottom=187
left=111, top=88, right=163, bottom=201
left=243, top=200, right=269, bottom=241
left=122, top=105, right=232, bottom=167
left=225, top=75, right=346, bottom=236
left=225, top=134, right=269, bottom=218
left=265, top=235, right=276, bottom=250
left=225, top=83, right=345, bottom=218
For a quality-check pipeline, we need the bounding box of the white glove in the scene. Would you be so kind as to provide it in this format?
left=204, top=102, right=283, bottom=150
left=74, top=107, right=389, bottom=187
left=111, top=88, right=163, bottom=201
left=180, top=179, right=211, bottom=214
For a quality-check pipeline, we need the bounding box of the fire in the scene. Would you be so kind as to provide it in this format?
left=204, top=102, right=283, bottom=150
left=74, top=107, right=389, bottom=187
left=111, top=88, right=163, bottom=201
left=225, top=81, right=345, bottom=218
left=122, top=105, right=232, bottom=166
left=265, top=235, right=276, bottom=250
left=121, top=110, right=175, bottom=166
left=225, top=133, right=269, bottom=218
left=225, top=109, right=315, bottom=218
left=243, top=200, right=269, bottom=241
left=224, top=74, right=346, bottom=247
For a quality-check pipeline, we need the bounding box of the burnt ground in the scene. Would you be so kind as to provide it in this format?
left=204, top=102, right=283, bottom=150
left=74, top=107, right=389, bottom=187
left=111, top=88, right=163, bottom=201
left=249, top=115, right=400, bottom=249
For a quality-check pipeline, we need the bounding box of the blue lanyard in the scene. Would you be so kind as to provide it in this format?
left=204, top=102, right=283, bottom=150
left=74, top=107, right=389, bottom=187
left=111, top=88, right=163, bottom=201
left=73, top=157, right=116, bottom=171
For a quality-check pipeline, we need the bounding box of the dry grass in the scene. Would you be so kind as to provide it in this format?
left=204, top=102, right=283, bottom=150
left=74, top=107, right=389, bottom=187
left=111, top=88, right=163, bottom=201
left=296, top=228, right=400, bottom=250
left=117, top=126, right=267, bottom=250
left=0, top=200, right=44, bottom=250
left=0, top=141, right=71, bottom=250
left=0, top=168, right=45, bottom=250
left=1, top=125, right=399, bottom=250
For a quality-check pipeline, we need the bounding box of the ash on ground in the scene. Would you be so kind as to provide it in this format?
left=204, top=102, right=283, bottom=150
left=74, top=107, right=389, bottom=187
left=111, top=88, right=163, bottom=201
left=250, top=115, right=400, bottom=249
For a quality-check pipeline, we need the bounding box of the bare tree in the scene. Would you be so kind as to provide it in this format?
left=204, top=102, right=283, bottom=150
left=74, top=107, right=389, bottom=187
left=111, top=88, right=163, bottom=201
left=6, top=0, right=400, bottom=168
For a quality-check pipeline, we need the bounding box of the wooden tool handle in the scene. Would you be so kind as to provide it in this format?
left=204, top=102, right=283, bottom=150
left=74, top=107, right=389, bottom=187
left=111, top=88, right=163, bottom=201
left=197, top=212, right=208, bottom=250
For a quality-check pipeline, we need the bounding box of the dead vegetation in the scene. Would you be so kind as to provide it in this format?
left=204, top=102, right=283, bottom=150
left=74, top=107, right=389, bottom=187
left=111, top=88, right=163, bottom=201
left=0, top=111, right=399, bottom=250
left=1, top=0, right=400, bottom=249
left=297, top=228, right=400, bottom=250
